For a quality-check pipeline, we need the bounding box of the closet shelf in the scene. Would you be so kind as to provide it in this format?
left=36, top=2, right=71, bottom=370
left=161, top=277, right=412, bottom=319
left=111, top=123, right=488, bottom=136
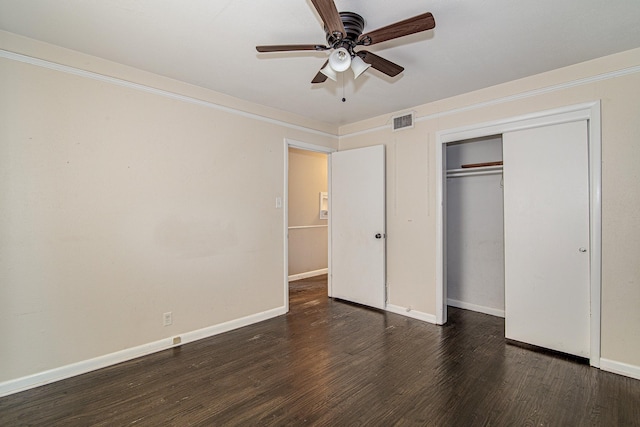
left=446, top=164, right=503, bottom=178
left=461, top=161, right=503, bottom=168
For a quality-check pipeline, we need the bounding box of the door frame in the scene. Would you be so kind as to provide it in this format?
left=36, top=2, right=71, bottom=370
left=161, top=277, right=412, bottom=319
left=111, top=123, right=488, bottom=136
left=284, top=139, right=336, bottom=312
left=434, top=101, right=602, bottom=367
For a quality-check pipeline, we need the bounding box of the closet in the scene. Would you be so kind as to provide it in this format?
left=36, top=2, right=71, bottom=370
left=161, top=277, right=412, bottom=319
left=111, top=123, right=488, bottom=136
left=443, top=119, right=592, bottom=359
left=445, top=135, right=505, bottom=318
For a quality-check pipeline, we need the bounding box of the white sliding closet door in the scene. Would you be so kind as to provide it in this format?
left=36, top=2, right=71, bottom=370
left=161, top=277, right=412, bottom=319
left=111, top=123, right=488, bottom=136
left=503, top=121, right=590, bottom=358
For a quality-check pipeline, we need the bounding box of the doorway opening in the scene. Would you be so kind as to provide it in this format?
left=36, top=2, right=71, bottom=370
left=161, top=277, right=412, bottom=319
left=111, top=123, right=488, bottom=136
left=284, top=139, right=336, bottom=312
left=445, top=135, right=505, bottom=319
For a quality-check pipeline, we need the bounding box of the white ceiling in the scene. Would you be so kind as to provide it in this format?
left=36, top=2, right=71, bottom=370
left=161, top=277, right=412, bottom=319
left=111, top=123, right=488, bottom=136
left=1, top=0, right=640, bottom=126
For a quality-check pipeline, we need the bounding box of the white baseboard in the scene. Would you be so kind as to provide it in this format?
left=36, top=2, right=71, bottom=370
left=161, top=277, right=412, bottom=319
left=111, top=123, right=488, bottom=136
left=288, top=268, right=328, bottom=282
left=0, top=306, right=287, bottom=398
left=600, top=358, right=640, bottom=380
left=386, top=304, right=437, bottom=324
left=447, top=298, right=505, bottom=318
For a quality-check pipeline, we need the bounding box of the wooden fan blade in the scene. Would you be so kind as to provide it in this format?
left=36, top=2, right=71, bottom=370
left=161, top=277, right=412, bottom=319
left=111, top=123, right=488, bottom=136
left=357, top=51, right=404, bottom=77
left=310, top=0, right=346, bottom=38
left=358, top=12, right=435, bottom=46
left=312, top=61, right=329, bottom=84
left=256, top=44, right=328, bottom=53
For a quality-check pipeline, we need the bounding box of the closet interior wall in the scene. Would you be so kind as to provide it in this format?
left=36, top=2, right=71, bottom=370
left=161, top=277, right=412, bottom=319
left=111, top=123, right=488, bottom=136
left=446, top=135, right=505, bottom=317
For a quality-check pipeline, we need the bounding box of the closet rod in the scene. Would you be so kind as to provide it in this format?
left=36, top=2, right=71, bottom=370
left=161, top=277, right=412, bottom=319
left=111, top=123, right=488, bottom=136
left=447, top=170, right=503, bottom=178
left=446, top=165, right=503, bottom=178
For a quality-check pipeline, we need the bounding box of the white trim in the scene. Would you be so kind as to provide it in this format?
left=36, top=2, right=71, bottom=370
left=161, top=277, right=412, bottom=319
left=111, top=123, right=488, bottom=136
left=438, top=102, right=597, bottom=143
left=588, top=102, right=603, bottom=368
left=447, top=298, right=505, bottom=318
left=435, top=101, right=602, bottom=367
left=4, top=48, right=636, bottom=141
left=340, top=65, right=640, bottom=139
left=0, top=306, right=286, bottom=397
left=435, top=138, right=445, bottom=324
left=327, top=155, right=333, bottom=297
left=0, top=49, right=338, bottom=140
left=600, top=358, right=640, bottom=381
left=341, top=124, right=388, bottom=139
left=288, top=268, right=329, bottom=282
left=283, top=140, right=290, bottom=313
left=288, top=225, right=328, bottom=230
left=285, top=139, right=337, bottom=153
left=386, top=304, right=437, bottom=324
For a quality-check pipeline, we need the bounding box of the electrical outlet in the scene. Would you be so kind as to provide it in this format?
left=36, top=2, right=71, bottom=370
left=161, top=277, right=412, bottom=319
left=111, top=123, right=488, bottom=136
left=163, top=312, right=172, bottom=326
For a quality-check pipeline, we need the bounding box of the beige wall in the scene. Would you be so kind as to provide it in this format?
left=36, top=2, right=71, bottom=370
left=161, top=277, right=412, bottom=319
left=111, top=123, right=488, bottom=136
left=339, top=48, right=640, bottom=370
left=0, top=31, right=337, bottom=386
left=287, top=148, right=328, bottom=276
left=1, top=27, right=639, bottom=389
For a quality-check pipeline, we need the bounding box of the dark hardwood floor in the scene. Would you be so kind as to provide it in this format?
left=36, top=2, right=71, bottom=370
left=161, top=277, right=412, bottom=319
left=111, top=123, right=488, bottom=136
left=1, top=275, right=639, bottom=426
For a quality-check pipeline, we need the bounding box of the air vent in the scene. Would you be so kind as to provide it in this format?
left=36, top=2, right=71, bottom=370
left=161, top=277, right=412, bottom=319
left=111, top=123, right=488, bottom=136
left=392, top=112, right=414, bottom=131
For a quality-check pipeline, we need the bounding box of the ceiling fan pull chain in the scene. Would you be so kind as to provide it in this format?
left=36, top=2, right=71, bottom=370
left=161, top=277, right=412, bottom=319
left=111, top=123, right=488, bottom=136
left=342, top=73, right=346, bottom=102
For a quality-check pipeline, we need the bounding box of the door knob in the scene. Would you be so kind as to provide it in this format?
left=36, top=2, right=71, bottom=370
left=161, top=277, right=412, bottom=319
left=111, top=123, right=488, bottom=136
left=375, top=233, right=383, bottom=239
left=579, top=247, right=587, bottom=253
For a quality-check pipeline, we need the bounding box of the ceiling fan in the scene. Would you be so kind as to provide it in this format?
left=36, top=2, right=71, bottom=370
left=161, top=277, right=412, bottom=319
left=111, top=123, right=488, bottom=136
left=256, top=0, right=436, bottom=83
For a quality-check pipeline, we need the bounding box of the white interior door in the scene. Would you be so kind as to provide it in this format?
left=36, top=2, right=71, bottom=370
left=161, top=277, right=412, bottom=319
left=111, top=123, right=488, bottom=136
left=503, top=120, right=590, bottom=357
left=330, top=145, right=386, bottom=309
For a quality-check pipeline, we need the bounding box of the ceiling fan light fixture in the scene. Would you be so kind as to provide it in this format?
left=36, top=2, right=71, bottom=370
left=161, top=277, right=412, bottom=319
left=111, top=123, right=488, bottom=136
left=328, top=47, right=351, bottom=72
left=256, top=5, right=436, bottom=85
left=320, top=63, right=338, bottom=81
left=351, top=55, right=371, bottom=79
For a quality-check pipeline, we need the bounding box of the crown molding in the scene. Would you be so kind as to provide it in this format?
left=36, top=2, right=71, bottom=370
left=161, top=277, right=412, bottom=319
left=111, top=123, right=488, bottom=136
left=0, top=49, right=338, bottom=139
left=340, top=63, right=640, bottom=138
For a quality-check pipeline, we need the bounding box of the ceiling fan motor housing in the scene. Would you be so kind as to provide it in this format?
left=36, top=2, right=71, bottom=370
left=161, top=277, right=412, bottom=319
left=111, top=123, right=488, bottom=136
left=325, top=12, right=365, bottom=53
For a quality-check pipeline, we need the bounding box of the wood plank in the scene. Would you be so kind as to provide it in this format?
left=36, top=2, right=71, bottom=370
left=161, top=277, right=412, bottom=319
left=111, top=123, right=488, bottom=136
left=1, top=275, right=638, bottom=425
